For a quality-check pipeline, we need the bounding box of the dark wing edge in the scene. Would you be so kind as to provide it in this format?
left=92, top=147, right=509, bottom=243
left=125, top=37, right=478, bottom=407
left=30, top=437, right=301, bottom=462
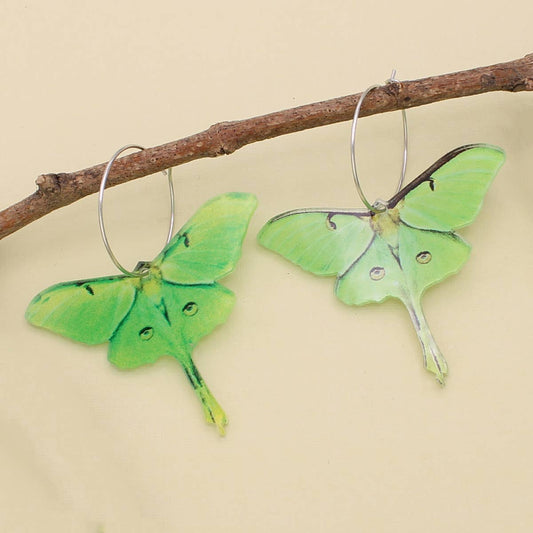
left=263, top=206, right=372, bottom=224
left=387, top=144, right=505, bottom=208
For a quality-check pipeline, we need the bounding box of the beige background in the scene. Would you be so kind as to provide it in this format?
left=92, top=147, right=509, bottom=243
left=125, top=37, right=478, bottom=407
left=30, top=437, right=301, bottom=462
left=1, top=1, right=532, bottom=532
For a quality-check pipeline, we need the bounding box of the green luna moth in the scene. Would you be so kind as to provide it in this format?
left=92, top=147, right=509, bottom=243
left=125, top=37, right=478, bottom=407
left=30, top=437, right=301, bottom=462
left=259, top=145, right=504, bottom=384
left=26, top=192, right=257, bottom=434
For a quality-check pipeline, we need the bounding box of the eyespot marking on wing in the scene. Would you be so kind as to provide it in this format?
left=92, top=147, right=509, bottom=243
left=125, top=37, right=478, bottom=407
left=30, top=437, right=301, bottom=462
left=416, top=251, right=432, bottom=264
left=369, top=266, right=385, bottom=280
left=138, top=326, right=154, bottom=340
left=182, top=301, right=198, bottom=316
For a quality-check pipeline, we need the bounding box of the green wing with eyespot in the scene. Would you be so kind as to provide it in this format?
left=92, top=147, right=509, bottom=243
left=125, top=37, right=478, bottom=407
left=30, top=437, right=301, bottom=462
left=108, top=282, right=235, bottom=369
left=107, top=281, right=235, bottom=435
left=336, top=225, right=471, bottom=306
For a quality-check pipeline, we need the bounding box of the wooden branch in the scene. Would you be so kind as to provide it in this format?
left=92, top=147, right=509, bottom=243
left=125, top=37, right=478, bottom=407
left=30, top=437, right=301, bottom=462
left=1, top=53, right=532, bottom=240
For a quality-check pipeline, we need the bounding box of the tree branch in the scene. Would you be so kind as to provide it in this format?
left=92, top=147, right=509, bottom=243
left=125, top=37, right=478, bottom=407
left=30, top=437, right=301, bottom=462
left=2, top=53, right=532, bottom=240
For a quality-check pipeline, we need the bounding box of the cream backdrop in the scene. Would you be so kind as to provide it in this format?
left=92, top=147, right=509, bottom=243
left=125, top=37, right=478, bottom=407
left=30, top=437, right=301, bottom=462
left=1, top=1, right=532, bottom=532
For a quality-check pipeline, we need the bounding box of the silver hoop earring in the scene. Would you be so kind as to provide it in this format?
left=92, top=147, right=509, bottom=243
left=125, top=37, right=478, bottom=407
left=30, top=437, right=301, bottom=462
left=98, top=144, right=175, bottom=276
left=350, top=70, right=409, bottom=212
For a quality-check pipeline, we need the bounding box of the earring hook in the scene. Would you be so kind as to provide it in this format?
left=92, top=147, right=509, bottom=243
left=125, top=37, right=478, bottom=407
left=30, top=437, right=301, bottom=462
left=350, top=70, right=409, bottom=213
left=98, top=144, right=175, bottom=277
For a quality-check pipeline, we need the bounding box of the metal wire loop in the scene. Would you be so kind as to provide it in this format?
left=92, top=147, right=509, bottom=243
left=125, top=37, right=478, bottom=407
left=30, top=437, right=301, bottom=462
left=98, top=144, right=175, bottom=277
left=350, top=70, right=409, bottom=213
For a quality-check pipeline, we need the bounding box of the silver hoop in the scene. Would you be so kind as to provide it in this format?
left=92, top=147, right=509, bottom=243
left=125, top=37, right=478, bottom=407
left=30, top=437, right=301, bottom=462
left=350, top=70, right=408, bottom=213
left=98, top=144, right=175, bottom=277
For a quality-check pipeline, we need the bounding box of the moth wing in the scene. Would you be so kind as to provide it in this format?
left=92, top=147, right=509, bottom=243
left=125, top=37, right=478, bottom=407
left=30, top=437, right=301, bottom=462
left=161, top=282, right=235, bottom=349
left=390, top=144, right=505, bottom=232
left=336, top=225, right=471, bottom=306
left=26, top=276, right=136, bottom=345
left=398, top=224, right=471, bottom=296
left=335, top=235, right=405, bottom=305
left=108, top=291, right=176, bottom=369
left=258, top=209, right=374, bottom=276
left=108, top=283, right=235, bottom=369
left=152, top=193, right=257, bottom=284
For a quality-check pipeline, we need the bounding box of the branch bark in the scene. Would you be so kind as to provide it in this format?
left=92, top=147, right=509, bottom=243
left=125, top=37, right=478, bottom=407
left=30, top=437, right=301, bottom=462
left=1, top=53, right=532, bottom=240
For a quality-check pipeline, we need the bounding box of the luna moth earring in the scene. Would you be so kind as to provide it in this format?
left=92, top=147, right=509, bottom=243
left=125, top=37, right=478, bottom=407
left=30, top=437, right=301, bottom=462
left=259, top=75, right=505, bottom=384
left=26, top=145, right=257, bottom=434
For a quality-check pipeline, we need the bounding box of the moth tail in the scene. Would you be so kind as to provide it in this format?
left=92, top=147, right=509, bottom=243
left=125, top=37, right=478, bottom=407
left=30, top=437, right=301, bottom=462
left=180, top=357, right=228, bottom=435
left=404, top=297, right=448, bottom=385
